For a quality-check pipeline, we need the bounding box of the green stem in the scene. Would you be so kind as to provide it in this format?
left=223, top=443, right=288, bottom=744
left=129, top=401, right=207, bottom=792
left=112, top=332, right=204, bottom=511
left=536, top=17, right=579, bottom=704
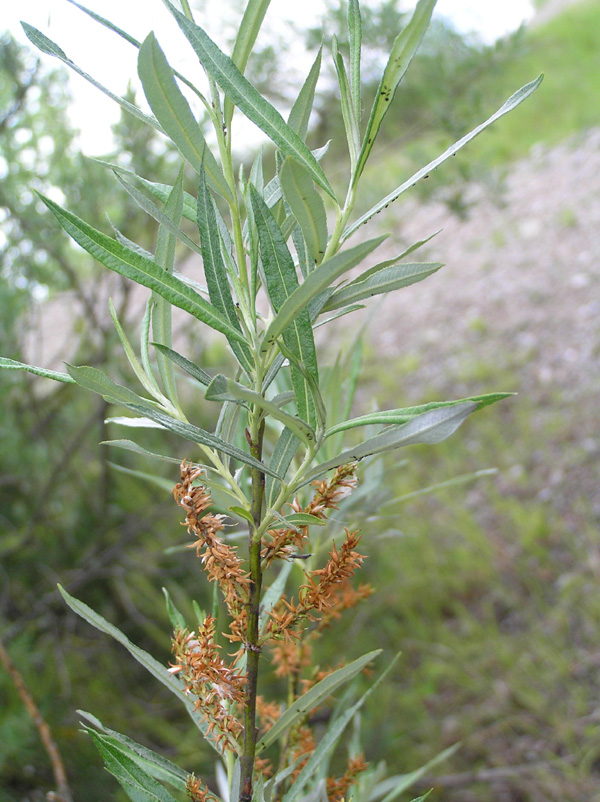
left=240, top=416, right=266, bottom=802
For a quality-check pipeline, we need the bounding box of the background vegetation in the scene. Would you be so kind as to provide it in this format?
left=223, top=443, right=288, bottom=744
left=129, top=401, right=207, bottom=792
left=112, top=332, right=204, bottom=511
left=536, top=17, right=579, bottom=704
left=1, top=1, right=599, bottom=800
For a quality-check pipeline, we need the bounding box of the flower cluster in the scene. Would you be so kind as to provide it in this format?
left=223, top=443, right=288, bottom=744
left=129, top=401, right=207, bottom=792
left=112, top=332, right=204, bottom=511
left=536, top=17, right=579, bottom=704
left=173, top=461, right=250, bottom=619
left=185, top=773, right=221, bottom=802
left=170, top=618, right=245, bottom=751
left=326, top=755, right=370, bottom=802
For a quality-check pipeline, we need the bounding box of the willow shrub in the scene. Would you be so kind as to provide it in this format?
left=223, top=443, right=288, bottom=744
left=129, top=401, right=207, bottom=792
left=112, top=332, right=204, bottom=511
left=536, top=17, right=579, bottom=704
left=1, top=1, right=542, bottom=800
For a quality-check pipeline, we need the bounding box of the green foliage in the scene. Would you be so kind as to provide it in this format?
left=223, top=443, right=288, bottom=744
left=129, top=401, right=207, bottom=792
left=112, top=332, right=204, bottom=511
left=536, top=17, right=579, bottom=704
left=0, top=2, right=541, bottom=801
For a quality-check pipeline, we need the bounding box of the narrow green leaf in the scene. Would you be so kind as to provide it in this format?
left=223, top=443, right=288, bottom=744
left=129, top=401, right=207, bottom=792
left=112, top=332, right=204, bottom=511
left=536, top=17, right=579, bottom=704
left=227, top=506, right=254, bottom=525
left=108, top=299, right=164, bottom=403
left=165, top=2, right=336, bottom=199
left=265, top=428, right=300, bottom=508
left=21, top=23, right=161, bottom=131
left=196, top=166, right=253, bottom=374
left=37, top=193, right=247, bottom=345
left=153, top=168, right=184, bottom=408
left=348, top=0, right=362, bottom=120
left=123, top=403, right=283, bottom=478
left=100, top=439, right=183, bottom=465
left=306, top=402, right=479, bottom=481
left=162, top=587, right=187, bottom=630
left=0, top=357, right=75, bottom=384
left=264, top=236, right=386, bottom=346
left=88, top=730, right=181, bottom=802
left=256, top=650, right=381, bottom=753
left=151, top=343, right=212, bottom=387
left=374, top=745, right=459, bottom=802
left=282, top=655, right=399, bottom=802
left=138, top=33, right=232, bottom=202
left=288, top=47, right=322, bottom=140
left=322, top=262, right=442, bottom=312
left=78, top=711, right=188, bottom=791
left=343, top=230, right=440, bottom=287
left=105, top=417, right=165, bottom=430
left=205, top=374, right=316, bottom=445
left=224, top=0, right=272, bottom=128
left=355, top=0, right=436, bottom=181
left=280, top=157, right=328, bottom=267
left=113, top=171, right=201, bottom=256
left=108, top=462, right=174, bottom=492
left=249, top=186, right=319, bottom=427
left=66, top=364, right=157, bottom=408
left=58, top=586, right=220, bottom=747
left=345, top=75, right=544, bottom=239
left=326, top=393, right=513, bottom=438
left=314, top=305, right=366, bottom=328
left=332, top=35, right=360, bottom=165
left=283, top=513, right=326, bottom=527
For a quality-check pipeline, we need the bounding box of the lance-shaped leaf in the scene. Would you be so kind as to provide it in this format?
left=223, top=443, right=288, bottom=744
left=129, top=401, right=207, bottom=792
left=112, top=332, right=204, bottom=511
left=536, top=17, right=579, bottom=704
left=21, top=23, right=161, bottom=131
left=280, top=157, right=328, bottom=267
left=345, top=75, right=544, bottom=240
left=354, top=0, right=436, bottom=181
left=66, top=364, right=159, bottom=409
left=58, top=586, right=221, bottom=749
left=265, top=428, right=300, bottom=508
left=87, top=730, right=183, bottom=802
left=164, top=1, right=335, bottom=200
left=305, top=401, right=478, bottom=481
left=152, top=169, right=184, bottom=408
left=224, top=0, right=272, bottom=129
left=249, top=186, right=319, bottom=427
left=197, top=167, right=253, bottom=375
left=113, top=171, right=201, bottom=256
left=101, top=439, right=182, bottom=465
left=205, top=374, right=316, bottom=445
left=348, top=0, right=362, bottom=120
left=123, top=403, right=282, bottom=478
left=322, top=261, right=442, bottom=312
left=326, top=392, right=513, bottom=438
left=342, top=230, right=440, bottom=287
left=37, top=193, right=247, bottom=345
left=108, top=299, right=164, bottom=403
left=256, top=650, right=381, bottom=753
left=288, top=47, right=322, bottom=140
left=80, top=712, right=188, bottom=792
left=138, top=33, right=232, bottom=203
left=332, top=35, right=360, bottom=166
left=152, top=343, right=213, bottom=387
left=0, top=357, right=75, bottom=384
left=263, top=236, right=386, bottom=347
left=282, top=655, right=399, bottom=802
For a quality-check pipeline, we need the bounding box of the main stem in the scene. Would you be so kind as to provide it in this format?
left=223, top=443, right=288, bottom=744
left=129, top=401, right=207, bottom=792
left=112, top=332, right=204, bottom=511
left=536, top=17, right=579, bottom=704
left=240, top=417, right=266, bottom=802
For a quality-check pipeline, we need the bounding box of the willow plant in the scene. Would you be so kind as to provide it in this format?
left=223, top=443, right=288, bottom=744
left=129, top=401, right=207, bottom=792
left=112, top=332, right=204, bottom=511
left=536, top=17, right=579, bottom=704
left=1, top=0, right=542, bottom=800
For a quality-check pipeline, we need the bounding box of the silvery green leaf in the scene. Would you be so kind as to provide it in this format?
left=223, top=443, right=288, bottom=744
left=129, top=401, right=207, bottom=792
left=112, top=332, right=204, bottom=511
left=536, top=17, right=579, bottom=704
left=306, top=402, right=478, bottom=482
left=206, top=374, right=316, bottom=445
left=37, top=193, right=247, bottom=345
left=322, top=262, right=442, bottom=312
left=249, top=186, right=319, bottom=427
left=345, top=75, right=544, bottom=239
left=288, top=47, right=322, bottom=140
left=66, top=364, right=158, bottom=409
left=326, top=393, right=512, bottom=438
left=348, top=0, right=362, bottom=120
left=256, top=650, right=381, bottom=753
left=105, top=417, right=165, bottom=429
left=138, top=33, right=232, bottom=203
left=78, top=711, right=188, bottom=791
left=113, top=170, right=201, bottom=256
left=151, top=343, right=213, bottom=387
left=0, top=357, right=75, bottom=384
left=108, top=462, right=174, bottom=493
left=224, top=0, right=272, bottom=128
left=197, top=166, right=253, bottom=374
left=373, top=745, right=459, bottom=802
left=332, top=35, right=360, bottom=166
left=164, top=2, right=335, bottom=200
left=87, top=730, right=183, bottom=801
left=343, top=230, right=440, bottom=287
left=280, top=157, right=328, bottom=267
left=58, top=586, right=221, bottom=747
left=21, top=23, right=161, bottom=131
left=122, top=403, right=283, bottom=478
left=263, top=236, right=386, bottom=347
left=265, top=427, right=299, bottom=507
left=354, top=0, right=436, bottom=181
left=100, top=439, right=182, bottom=465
